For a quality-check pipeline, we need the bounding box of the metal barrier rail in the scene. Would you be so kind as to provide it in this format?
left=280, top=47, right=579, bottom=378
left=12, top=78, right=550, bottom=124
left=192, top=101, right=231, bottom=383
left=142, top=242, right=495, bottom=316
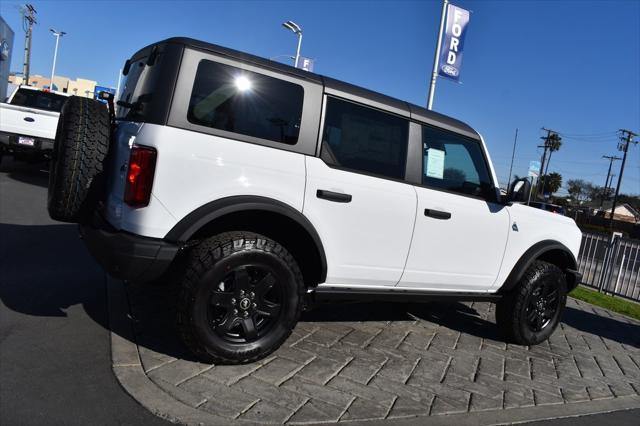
left=577, top=231, right=640, bottom=301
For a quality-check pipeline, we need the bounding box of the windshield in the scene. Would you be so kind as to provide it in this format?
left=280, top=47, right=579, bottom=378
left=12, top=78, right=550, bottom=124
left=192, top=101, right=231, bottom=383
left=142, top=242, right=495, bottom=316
left=10, top=89, right=68, bottom=112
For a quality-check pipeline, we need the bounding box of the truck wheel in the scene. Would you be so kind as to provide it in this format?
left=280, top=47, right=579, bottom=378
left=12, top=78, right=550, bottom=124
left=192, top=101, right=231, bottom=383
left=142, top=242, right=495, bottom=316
left=176, top=232, right=304, bottom=364
left=496, top=260, right=566, bottom=345
left=47, top=96, right=110, bottom=223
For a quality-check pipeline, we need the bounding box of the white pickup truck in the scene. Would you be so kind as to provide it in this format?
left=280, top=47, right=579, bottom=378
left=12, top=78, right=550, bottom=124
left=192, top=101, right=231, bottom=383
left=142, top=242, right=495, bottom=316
left=0, top=85, right=70, bottom=163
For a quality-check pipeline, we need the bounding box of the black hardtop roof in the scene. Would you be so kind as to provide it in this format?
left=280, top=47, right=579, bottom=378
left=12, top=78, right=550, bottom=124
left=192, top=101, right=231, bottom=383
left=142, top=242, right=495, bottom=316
left=134, top=37, right=480, bottom=139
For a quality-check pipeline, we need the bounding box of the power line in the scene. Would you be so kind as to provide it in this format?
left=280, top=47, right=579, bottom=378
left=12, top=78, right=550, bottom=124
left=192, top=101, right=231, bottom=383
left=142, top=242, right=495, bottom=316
left=559, top=130, right=618, bottom=136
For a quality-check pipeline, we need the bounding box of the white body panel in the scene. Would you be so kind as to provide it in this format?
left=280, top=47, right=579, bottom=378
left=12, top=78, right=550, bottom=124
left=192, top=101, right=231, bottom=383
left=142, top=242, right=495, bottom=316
left=399, top=187, right=510, bottom=291
left=104, top=123, right=582, bottom=293
left=102, top=126, right=582, bottom=296
left=0, top=103, right=60, bottom=140
left=303, top=157, right=417, bottom=287
left=493, top=203, right=582, bottom=290
left=106, top=124, right=307, bottom=239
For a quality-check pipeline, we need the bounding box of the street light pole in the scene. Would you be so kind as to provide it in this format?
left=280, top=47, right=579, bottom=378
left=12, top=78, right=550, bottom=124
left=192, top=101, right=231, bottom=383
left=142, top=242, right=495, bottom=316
left=282, top=21, right=303, bottom=68
left=294, top=31, right=303, bottom=68
left=49, top=29, right=66, bottom=90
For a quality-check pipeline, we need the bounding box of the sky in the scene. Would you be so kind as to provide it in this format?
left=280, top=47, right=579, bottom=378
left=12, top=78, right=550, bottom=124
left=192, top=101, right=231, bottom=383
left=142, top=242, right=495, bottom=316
left=1, top=0, right=639, bottom=195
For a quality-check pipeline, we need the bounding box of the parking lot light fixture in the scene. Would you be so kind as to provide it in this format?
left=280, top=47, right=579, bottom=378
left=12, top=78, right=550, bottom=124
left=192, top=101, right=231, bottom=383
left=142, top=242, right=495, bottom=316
left=49, top=28, right=66, bottom=91
left=281, top=20, right=303, bottom=68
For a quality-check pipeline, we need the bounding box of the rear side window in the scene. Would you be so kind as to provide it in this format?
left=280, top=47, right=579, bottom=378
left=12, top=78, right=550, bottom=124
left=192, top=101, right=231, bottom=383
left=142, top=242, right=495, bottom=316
left=11, top=89, right=67, bottom=112
left=187, top=60, right=304, bottom=144
left=421, top=125, right=495, bottom=199
left=321, top=97, right=408, bottom=180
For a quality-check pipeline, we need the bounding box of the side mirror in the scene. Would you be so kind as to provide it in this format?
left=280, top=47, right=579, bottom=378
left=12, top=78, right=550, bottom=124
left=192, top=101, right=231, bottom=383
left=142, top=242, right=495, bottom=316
left=507, top=178, right=531, bottom=203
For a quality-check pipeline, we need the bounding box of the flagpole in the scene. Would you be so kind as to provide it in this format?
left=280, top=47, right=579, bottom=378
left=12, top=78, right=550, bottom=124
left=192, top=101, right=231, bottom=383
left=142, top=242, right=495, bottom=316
left=427, top=0, right=449, bottom=110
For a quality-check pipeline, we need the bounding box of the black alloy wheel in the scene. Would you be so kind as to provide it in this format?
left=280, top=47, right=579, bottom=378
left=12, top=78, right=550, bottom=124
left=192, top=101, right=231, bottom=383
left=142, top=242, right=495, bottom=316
left=208, top=265, right=284, bottom=343
left=496, top=260, right=567, bottom=345
left=524, top=279, right=560, bottom=332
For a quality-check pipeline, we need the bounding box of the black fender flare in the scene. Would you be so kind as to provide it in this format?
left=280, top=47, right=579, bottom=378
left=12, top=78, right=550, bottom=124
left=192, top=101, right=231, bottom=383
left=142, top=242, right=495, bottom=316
left=164, top=195, right=327, bottom=283
left=499, top=240, right=579, bottom=293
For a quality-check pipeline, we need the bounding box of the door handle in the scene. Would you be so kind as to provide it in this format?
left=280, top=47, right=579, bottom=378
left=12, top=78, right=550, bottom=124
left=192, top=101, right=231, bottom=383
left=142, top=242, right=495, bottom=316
left=316, top=189, right=352, bottom=203
left=424, top=208, right=451, bottom=220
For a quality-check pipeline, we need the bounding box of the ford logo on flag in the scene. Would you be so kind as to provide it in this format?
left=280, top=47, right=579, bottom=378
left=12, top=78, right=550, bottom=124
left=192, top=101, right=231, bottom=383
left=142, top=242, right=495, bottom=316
left=441, top=65, right=459, bottom=77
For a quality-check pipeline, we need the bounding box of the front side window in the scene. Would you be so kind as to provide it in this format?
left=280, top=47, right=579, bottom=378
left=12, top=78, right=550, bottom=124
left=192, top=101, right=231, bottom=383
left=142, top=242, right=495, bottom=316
left=321, top=97, right=408, bottom=180
left=187, top=60, right=304, bottom=144
left=421, top=126, right=495, bottom=200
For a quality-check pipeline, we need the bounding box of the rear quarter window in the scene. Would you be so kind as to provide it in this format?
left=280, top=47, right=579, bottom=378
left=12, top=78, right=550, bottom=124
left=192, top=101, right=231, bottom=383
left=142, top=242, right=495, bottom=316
left=187, top=60, right=304, bottom=145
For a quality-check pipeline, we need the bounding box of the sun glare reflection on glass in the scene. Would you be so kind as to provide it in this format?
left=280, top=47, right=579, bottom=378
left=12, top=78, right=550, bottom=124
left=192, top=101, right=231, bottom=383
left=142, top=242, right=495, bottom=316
left=234, top=75, right=252, bottom=92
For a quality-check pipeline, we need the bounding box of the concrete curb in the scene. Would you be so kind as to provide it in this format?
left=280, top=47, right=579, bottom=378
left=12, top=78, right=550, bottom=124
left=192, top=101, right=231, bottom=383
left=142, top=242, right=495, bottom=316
left=107, top=276, right=640, bottom=425
left=107, top=276, right=232, bottom=425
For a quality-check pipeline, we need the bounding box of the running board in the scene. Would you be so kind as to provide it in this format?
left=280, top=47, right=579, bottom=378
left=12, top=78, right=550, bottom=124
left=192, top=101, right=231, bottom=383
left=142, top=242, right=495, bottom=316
left=311, top=286, right=502, bottom=303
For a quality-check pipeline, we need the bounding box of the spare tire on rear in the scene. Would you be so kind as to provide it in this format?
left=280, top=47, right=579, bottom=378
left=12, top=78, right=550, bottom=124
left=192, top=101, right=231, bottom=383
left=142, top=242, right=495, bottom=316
left=48, top=96, right=111, bottom=223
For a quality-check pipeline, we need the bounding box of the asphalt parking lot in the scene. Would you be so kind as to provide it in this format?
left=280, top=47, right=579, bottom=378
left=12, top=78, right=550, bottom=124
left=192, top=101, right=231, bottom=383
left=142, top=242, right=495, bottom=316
left=0, top=158, right=168, bottom=426
left=1, top=157, right=639, bottom=425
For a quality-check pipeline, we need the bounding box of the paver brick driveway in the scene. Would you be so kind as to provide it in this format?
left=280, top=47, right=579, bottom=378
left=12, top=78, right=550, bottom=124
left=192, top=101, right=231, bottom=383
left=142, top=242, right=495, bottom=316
left=124, top=283, right=640, bottom=424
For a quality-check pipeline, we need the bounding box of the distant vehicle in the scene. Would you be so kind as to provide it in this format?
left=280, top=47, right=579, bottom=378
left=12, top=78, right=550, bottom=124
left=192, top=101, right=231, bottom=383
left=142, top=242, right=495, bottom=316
left=529, top=201, right=566, bottom=215
left=0, top=85, right=70, bottom=164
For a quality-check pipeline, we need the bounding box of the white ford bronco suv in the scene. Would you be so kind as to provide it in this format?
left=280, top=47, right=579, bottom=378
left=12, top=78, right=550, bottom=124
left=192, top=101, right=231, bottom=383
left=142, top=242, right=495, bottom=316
left=47, top=38, right=582, bottom=364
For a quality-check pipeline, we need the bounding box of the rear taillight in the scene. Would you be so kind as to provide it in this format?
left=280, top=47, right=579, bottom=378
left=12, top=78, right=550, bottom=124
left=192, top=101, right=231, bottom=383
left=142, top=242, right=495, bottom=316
left=124, top=145, right=157, bottom=208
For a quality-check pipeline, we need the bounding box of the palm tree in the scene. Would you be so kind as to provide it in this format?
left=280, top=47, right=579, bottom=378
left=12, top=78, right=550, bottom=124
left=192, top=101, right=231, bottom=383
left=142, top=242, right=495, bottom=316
left=544, top=134, right=562, bottom=176
left=538, top=133, right=562, bottom=198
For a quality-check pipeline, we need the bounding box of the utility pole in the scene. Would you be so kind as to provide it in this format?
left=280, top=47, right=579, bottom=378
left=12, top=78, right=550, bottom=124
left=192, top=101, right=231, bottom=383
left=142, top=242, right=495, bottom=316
left=506, top=128, right=518, bottom=190
left=608, top=129, right=638, bottom=228
left=21, top=4, right=37, bottom=86
left=600, top=155, right=621, bottom=208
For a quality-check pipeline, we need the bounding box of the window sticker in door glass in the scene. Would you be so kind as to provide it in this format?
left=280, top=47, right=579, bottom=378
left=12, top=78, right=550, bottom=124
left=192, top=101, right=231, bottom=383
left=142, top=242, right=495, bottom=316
left=425, top=148, right=445, bottom=179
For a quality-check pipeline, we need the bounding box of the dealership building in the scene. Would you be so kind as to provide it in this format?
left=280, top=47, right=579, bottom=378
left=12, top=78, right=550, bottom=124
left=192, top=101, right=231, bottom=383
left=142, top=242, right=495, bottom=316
left=0, top=16, right=14, bottom=101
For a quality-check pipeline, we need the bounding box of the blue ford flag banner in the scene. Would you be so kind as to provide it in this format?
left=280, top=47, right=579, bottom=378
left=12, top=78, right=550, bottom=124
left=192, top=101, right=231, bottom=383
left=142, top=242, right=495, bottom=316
left=438, top=4, right=470, bottom=82
left=297, top=56, right=314, bottom=72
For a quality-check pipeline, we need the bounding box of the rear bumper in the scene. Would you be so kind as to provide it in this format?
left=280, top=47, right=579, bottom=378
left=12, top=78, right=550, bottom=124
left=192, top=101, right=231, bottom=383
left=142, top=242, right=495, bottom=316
left=0, top=131, right=54, bottom=153
left=79, top=214, right=179, bottom=283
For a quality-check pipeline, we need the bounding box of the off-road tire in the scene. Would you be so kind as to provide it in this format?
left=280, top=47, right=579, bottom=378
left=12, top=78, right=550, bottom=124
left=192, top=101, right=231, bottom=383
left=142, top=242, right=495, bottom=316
left=496, top=260, right=567, bottom=345
left=47, top=96, right=110, bottom=223
left=176, top=232, right=305, bottom=364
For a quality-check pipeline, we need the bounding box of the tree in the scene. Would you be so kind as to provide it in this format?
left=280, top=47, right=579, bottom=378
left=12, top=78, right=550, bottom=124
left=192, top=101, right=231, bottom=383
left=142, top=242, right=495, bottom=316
left=587, top=184, right=614, bottom=207
left=540, top=172, right=562, bottom=195
left=566, top=179, right=591, bottom=204
left=538, top=133, right=563, bottom=197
